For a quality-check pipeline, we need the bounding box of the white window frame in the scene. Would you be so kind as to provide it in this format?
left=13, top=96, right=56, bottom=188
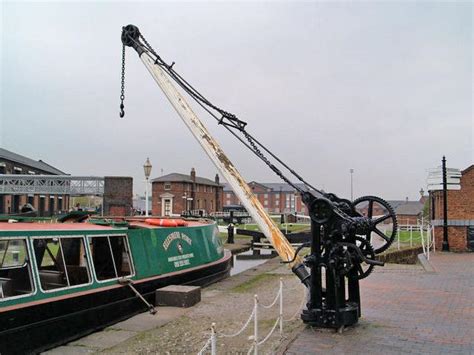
left=87, top=234, right=135, bottom=284
left=0, top=237, right=37, bottom=302
left=31, top=235, right=93, bottom=294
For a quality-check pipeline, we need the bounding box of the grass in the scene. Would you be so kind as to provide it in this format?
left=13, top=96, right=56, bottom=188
left=231, top=273, right=277, bottom=293
left=396, top=230, right=423, bottom=245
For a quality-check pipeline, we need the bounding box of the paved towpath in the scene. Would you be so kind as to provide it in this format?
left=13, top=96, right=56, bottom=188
left=284, top=253, right=474, bottom=354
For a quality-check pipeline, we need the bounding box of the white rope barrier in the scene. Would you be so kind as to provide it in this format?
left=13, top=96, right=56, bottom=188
left=260, top=287, right=281, bottom=309
left=197, top=278, right=306, bottom=355
left=197, top=336, right=212, bottom=355
left=218, top=306, right=255, bottom=338
left=284, top=287, right=307, bottom=322
left=257, top=316, right=281, bottom=346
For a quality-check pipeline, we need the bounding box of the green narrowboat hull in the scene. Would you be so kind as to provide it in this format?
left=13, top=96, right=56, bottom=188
left=0, top=219, right=231, bottom=354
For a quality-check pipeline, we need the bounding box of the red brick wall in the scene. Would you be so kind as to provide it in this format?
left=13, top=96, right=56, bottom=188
left=434, top=226, right=468, bottom=252
left=431, top=166, right=474, bottom=252
left=431, top=166, right=474, bottom=220
left=397, top=214, right=419, bottom=225
left=152, top=180, right=223, bottom=216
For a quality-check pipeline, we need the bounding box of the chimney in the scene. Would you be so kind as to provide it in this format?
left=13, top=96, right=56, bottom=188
left=190, top=168, right=196, bottom=182
left=215, top=174, right=220, bottom=184
left=405, top=196, right=409, bottom=203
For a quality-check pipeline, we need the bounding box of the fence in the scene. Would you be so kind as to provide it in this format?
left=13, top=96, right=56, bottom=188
left=197, top=278, right=306, bottom=355
left=393, top=222, right=434, bottom=259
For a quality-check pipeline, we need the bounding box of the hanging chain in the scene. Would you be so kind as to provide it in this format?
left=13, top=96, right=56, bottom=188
left=119, top=44, right=126, bottom=118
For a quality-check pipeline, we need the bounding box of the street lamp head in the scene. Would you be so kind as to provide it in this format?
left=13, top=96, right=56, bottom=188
left=143, top=157, right=152, bottom=179
left=350, top=169, right=354, bottom=174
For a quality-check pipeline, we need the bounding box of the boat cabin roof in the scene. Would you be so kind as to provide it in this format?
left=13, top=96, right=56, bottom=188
left=0, top=219, right=214, bottom=236
left=0, top=223, right=116, bottom=232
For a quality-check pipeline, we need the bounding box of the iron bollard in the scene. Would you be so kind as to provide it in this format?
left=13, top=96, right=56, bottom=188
left=227, top=223, right=234, bottom=244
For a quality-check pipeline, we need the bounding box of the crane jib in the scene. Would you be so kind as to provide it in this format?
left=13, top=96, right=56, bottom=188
left=120, top=24, right=310, bottom=285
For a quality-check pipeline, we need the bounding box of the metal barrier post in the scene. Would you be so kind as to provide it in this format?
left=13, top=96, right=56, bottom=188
left=279, top=278, right=283, bottom=336
left=397, top=227, right=400, bottom=250
left=410, top=226, right=413, bottom=247
left=211, top=322, right=216, bottom=355
left=427, top=226, right=431, bottom=260
left=254, top=294, right=258, bottom=355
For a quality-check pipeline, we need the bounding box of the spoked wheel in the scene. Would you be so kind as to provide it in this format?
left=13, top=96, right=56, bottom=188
left=351, top=236, right=376, bottom=280
left=352, top=196, right=398, bottom=254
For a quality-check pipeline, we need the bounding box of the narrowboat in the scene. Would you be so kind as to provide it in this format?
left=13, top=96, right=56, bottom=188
left=0, top=218, right=231, bottom=354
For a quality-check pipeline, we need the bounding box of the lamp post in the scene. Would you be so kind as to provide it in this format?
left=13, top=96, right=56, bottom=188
left=350, top=168, right=354, bottom=201
left=143, top=158, right=152, bottom=217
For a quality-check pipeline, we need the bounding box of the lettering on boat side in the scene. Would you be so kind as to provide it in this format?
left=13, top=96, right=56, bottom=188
left=162, top=232, right=192, bottom=251
left=168, top=253, right=195, bottom=268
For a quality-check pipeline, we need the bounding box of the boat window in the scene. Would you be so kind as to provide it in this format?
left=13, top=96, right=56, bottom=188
left=89, top=235, right=133, bottom=281
left=33, top=237, right=91, bottom=291
left=0, top=238, right=34, bottom=300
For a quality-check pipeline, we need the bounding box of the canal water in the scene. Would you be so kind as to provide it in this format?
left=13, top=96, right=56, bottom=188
left=230, top=248, right=277, bottom=276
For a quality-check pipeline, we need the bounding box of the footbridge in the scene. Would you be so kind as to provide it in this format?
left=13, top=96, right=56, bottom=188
left=0, top=175, right=105, bottom=196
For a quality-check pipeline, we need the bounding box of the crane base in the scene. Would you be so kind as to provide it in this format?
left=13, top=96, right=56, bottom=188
left=301, top=302, right=359, bottom=328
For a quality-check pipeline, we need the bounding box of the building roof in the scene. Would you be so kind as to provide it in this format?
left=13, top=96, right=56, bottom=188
left=0, top=147, right=66, bottom=175
left=223, top=182, right=310, bottom=192
left=151, top=173, right=221, bottom=186
left=390, top=201, right=424, bottom=216
left=462, top=164, right=474, bottom=175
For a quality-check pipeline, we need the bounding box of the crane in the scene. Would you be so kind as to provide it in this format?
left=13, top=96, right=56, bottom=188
left=120, top=24, right=398, bottom=330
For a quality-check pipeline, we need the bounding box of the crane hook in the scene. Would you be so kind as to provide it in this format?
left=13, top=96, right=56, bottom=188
left=119, top=101, right=125, bottom=118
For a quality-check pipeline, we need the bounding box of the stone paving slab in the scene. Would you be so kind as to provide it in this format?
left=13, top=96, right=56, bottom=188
left=43, top=345, right=95, bottom=354
left=285, top=253, right=474, bottom=354
left=69, top=329, right=137, bottom=349
left=109, top=307, right=188, bottom=332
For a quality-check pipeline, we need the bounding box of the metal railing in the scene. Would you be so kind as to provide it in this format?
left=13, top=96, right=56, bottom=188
left=0, top=175, right=104, bottom=195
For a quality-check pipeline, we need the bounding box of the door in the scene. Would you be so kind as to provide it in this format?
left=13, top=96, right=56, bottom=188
left=164, top=199, right=172, bottom=216
left=39, top=197, right=45, bottom=217
left=12, top=195, right=20, bottom=213
left=467, top=227, right=474, bottom=251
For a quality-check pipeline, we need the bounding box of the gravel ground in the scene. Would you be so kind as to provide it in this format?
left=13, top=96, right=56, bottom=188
left=103, top=258, right=307, bottom=354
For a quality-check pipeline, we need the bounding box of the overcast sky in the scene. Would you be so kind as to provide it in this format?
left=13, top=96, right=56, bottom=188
left=1, top=1, right=472, bottom=200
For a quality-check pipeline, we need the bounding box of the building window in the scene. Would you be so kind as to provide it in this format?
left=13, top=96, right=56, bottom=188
left=164, top=182, right=171, bottom=190
left=226, top=199, right=231, bottom=205
left=264, top=199, right=268, bottom=206
left=226, top=193, right=231, bottom=198
left=33, top=237, right=91, bottom=291
left=264, top=194, right=268, bottom=198
left=0, top=238, right=35, bottom=300
left=89, top=235, right=133, bottom=282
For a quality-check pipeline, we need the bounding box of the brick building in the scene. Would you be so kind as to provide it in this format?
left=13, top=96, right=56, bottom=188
left=223, top=182, right=308, bottom=214
left=151, top=168, right=223, bottom=216
left=0, top=148, right=69, bottom=216
left=430, top=164, right=474, bottom=252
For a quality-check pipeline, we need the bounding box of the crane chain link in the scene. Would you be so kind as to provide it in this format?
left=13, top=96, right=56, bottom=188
left=119, top=44, right=126, bottom=118
left=122, top=29, right=307, bottom=193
